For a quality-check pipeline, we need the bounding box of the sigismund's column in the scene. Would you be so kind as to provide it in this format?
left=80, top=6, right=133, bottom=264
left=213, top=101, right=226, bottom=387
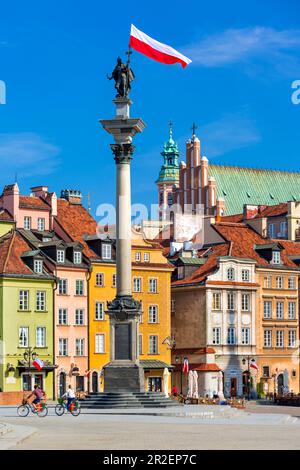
left=100, top=56, right=146, bottom=392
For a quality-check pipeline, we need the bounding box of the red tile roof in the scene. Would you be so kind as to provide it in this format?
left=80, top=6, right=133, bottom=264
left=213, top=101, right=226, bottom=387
left=0, top=209, right=14, bottom=222
left=255, top=203, right=288, bottom=218
left=220, top=213, right=243, bottom=223
left=0, top=231, right=34, bottom=275
left=55, top=199, right=97, bottom=258
left=191, top=363, right=221, bottom=372
left=19, top=196, right=50, bottom=211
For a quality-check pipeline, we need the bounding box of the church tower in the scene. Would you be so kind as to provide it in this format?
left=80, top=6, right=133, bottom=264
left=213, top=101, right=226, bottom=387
left=156, top=123, right=180, bottom=221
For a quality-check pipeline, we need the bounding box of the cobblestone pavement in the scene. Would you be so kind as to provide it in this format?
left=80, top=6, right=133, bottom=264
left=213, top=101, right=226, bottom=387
left=246, top=402, right=300, bottom=417
left=0, top=404, right=300, bottom=450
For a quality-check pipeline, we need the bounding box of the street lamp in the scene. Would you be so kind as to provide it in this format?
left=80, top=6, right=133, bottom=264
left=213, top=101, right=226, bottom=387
left=242, top=356, right=252, bottom=401
left=22, top=346, right=37, bottom=391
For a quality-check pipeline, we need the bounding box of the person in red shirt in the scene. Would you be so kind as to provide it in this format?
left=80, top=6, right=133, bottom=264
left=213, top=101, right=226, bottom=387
left=171, top=385, right=178, bottom=396
left=28, top=384, right=45, bottom=409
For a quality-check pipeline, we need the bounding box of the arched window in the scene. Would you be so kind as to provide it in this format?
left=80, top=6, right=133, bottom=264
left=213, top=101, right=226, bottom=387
left=227, top=267, right=235, bottom=281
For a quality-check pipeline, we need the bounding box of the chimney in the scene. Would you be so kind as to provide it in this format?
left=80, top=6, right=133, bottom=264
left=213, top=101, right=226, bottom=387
left=60, top=189, right=82, bottom=205
left=216, top=197, right=225, bottom=218
left=243, top=204, right=260, bottom=220
left=30, top=185, right=49, bottom=197
left=2, top=183, right=20, bottom=221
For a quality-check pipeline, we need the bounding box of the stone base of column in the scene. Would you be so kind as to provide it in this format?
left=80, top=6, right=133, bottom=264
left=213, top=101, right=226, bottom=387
left=103, top=363, right=145, bottom=392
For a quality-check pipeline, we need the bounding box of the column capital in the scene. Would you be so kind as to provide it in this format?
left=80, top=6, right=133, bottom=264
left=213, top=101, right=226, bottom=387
left=110, top=143, right=135, bottom=164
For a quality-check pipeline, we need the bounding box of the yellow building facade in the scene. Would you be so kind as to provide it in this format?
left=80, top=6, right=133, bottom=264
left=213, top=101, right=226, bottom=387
left=88, top=233, right=173, bottom=393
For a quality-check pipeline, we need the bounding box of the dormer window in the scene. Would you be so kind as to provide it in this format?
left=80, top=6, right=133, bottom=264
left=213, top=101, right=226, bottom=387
left=34, top=259, right=43, bottom=274
left=57, top=250, right=65, bottom=263
left=37, top=218, right=45, bottom=231
left=227, top=267, right=235, bottom=281
left=272, top=251, right=281, bottom=264
left=24, top=216, right=31, bottom=230
left=102, top=243, right=112, bottom=260
left=73, top=251, right=82, bottom=264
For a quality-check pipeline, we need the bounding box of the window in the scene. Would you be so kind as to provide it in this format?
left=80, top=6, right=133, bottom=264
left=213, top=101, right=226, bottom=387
left=135, top=252, right=141, bottom=262
left=263, top=366, right=270, bottom=377
left=276, top=330, right=284, bottom=348
left=227, top=327, right=235, bottom=345
left=212, top=327, right=221, bottom=345
left=138, top=335, right=143, bottom=355
left=133, top=277, right=142, bottom=293
left=75, top=309, right=84, bottom=325
left=241, top=328, right=250, bottom=345
left=58, top=279, right=68, bottom=295
left=177, top=267, right=184, bottom=279
left=102, top=243, right=111, bottom=260
left=95, top=273, right=104, bottom=287
left=276, top=301, right=284, bottom=319
left=288, top=330, right=297, bottom=348
left=58, top=308, right=68, bottom=325
left=272, top=251, right=281, bottom=265
left=37, top=218, right=45, bottom=231
left=264, top=276, right=271, bottom=288
left=112, top=273, right=116, bottom=288
left=19, top=327, right=29, bottom=347
left=212, top=292, right=221, bottom=310
left=59, top=338, right=68, bottom=356
left=75, top=279, right=84, bottom=296
left=276, top=276, right=283, bottom=289
left=263, top=301, right=272, bottom=319
left=75, top=338, right=84, bottom=356
left=149, top=278, right=158, bottom=293
left=227, top=292, right=235, bottom=310
left=227, top=267, right=235, bottom=281
left=24, top=216, right=31, bottom=230
left=144, top=252, right=150, bottom=263
left=95, top=302, right=105, bottom=320
left=241, top=269, right=250, bottom=282
left=36, top=327, right=46, bottom=347
left=36, top=291, right=46, bottom=311
left=288, top=277, right=296, bottom=289
left=73, top=251, right=82, bottom=264
left=57, top=250, right=65, bottom=263
left=280, top=221, right=287, bottom=236
left=241, top=293, right=250, bottom=311
left=95, top=334, right=105, bottom=353
left=34, top=259, right=43, bottom=274
left=268, top=224, right=275, bottom=238
left=19, top=290, right=29, bottom=311
left=149, top=335, right=158, bottom=354
left=288, top=302, right=296, bottom=320
left=149, top=305, right=158, bottom=323
left=167, top=193, right=173, bottom=206
left=264, top=330, right=272, bottom=348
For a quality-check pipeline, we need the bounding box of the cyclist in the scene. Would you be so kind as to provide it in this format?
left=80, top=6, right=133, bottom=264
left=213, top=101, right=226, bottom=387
left=28, top=384, right=45, bottom=410
left=62, top=385, right=76, bottom=411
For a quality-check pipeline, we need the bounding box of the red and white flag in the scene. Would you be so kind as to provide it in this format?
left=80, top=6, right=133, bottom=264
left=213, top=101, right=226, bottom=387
left=250, top=359, right=259, bottom=372
left=129, top=24, right=192, bottom=69
left=182, top=358, right=189, bottom=374
left=33, top=357, right=44, bottom=371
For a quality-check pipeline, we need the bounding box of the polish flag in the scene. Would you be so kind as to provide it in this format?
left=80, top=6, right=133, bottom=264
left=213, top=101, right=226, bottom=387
left=33, top=357, right=44, bottom=371
left=182, top=358, right=189, bottom=374
left=129, top=24, right=192, bottom=69
left=250, top=359, right=259, bottom=372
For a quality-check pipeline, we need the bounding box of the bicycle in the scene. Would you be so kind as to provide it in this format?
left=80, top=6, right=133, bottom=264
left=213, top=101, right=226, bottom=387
left=55, top=397, right=81, bottom=417
left=17, top=398, right=48, bottom=418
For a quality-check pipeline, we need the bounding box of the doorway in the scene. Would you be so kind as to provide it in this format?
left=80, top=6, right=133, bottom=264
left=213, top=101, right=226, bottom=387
left=230, top=378, right=237, bottom=397
left=76, top=375, right=84, bottom=392
left=59, top=372, right=66, bottom=397
left=277, top=374, right=284, bottom=395
left=92, top=372, right=98, bottom=393
left=148, top=377, right=162, bottom=392
left=242, top=371, right=250, bottom=397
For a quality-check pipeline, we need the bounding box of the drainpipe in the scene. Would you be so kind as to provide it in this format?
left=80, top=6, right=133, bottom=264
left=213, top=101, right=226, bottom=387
left=86, top=264, right=92, bottom=394
left=52, top=276, right=58, bottom=400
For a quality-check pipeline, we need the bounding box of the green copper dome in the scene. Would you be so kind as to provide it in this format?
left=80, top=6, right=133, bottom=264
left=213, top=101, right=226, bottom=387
left=156, top=126, right=180, bottom=184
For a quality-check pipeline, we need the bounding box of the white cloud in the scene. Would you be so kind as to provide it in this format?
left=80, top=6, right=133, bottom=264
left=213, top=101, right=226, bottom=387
left=184, top=27, right=300, bottom=73
left=0, top=132, right=61, bottom=179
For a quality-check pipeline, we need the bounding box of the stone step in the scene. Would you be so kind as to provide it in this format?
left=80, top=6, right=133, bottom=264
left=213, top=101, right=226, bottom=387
left=80, top=391, right=180, bottom=409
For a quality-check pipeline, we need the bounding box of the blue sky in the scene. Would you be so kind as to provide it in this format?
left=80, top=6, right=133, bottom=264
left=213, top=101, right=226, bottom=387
left=0, top=0, right=300, bottom=218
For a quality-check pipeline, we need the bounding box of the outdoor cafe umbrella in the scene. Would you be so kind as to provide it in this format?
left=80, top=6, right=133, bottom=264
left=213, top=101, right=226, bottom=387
left=187, top=370, right=194, bottom=398
left=193, top=370, right=199, bottom=398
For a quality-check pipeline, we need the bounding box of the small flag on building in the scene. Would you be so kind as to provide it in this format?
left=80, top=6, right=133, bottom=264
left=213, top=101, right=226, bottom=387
left=250, top=359, right=259, bottom=372
left=129, top=24, right=192, bottom=68
left=182, top=358, right=189, bottom=374
left=33, top=357, right=44, bottom=371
